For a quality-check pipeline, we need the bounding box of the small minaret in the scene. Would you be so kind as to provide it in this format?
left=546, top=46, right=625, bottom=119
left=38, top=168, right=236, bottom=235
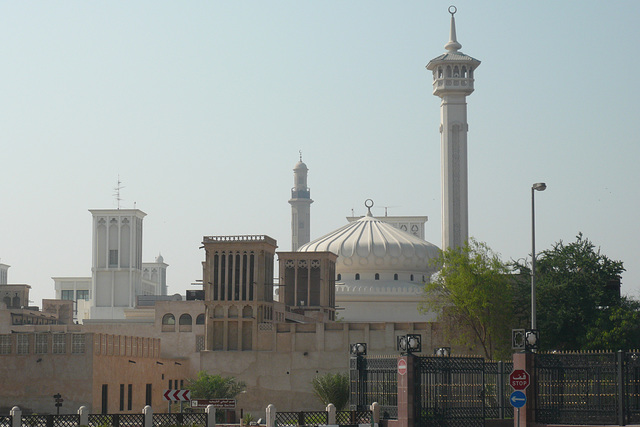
left=426, top=6, right=480, bottom=250
left=289, top=152, right=313, bottom=251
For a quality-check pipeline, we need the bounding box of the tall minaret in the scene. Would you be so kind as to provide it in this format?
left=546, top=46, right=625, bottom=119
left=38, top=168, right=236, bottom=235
left=289, top=152, right=313, bottom=251
left=426, top=6, right=480, bottom=250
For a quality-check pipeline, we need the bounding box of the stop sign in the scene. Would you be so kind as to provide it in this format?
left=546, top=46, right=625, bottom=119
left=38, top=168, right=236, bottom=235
left=509, top=369, right=530, bottom=390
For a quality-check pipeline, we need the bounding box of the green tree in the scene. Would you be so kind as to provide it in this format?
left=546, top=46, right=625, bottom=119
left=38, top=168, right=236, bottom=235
left=422, top=239, right=515, bottom=360
left=584, top=297, right=640, bottom=350
left=532, top=233, right=625, bottom=351
left=185, top=371, right=246, bottom=399
left=311, top=372, right=350, bottom=410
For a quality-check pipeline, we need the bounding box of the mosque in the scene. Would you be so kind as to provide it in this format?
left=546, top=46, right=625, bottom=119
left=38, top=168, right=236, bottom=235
left=0, top=7, right=480, bottom=415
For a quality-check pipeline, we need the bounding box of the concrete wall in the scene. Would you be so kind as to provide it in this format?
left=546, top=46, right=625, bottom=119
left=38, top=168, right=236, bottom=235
left=0, top=332, right=94, bottom=414
left=200, top=321, right=444, bottom=414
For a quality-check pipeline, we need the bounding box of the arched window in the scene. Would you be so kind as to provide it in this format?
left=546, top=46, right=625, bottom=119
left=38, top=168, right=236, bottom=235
left=161, top=313, right=175, bottom=332
left=179, top=314, right=192, bottom=332
left=355, top=273, right=360, bottom=280
left=337, top=274, right=341, bottom=281
left=410, top=274, right=414, bottom=281
left=196, top=314, right=205, bottom=325
left=438, top=67, right=443, bottom=78
left=375, top=273, right=380, bottom=280
left=446, top=66, right=452, bottom=77
left=453, top=66, right=459, bottom=77
left=394, top=274, right=398, bottom=281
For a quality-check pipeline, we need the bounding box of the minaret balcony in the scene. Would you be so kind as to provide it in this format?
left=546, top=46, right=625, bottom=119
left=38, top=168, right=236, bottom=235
left=290, top=189, right=310, bottom=199
left=432, top=77, right=475, bottom=96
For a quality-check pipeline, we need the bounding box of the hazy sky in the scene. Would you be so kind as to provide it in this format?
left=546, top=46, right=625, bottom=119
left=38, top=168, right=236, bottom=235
left=2, top=1, right=639, bottom=307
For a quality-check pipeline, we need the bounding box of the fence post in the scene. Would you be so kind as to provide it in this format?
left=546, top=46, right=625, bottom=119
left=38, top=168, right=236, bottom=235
left=206, top=405, right=216, bottom=427
left=617, top=350, right=625, bottom=426
left=143, top=405, right=153, bottom=427
left=78, top=406, right=89, bottom=426
left=396, top=354, right=416, bottom=427
left=498, top=361, right=505, bottom=419
left=370, top=402, right=380, bottom=427
left=513, top=352, right=535, bottom=427
left=326, top=403, right=336, bottom=425
left=266, top=404, right=275, bottom=427
left=10, top=406, right=20, bottom=427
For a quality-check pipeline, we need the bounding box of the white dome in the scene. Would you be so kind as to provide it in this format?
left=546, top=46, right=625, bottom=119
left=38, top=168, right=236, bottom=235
left=298, top=213, right=440, bottom=275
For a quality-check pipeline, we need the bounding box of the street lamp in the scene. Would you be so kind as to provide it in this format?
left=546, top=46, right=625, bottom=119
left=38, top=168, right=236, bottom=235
left=531, top=182, right=546, bottom=331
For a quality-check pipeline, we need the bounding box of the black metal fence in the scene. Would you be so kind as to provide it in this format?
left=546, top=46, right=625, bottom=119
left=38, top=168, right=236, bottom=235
left=484, top=360, right=514, bottom=419
left=535, top=350, right=640, bottom=425
left=21, top=414, right=80, bottom=427
left=0, top=416, right=11, bottom=427
left=274, top=410, right=370, bottom=426
left=350, top=355, right=398, bottom=419
left=415, top=356, right=485, bottom=427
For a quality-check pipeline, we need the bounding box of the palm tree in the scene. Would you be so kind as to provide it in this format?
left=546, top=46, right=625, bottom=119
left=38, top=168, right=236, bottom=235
left=311, top=372, right=350, bottom=410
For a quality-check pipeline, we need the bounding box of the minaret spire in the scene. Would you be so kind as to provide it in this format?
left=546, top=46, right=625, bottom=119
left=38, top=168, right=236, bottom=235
left=444, top=6, right=462, bottom=52
left=289, top=155, right=313, bottom=251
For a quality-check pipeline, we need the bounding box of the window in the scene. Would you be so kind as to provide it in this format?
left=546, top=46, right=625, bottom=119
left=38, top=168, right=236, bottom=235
left=61, top=290, right=74, bottom=301
left=196, top=335, right=205, bottom=352
left=162, top=314, right=175, bottom=325
left=76, top=290, right=90, bottom=301
left=0, top=335, right=11, bottom=354
left=128, top=384, right=132, bottom=410
left=337, top=274, right=341, bottom=281
left=168, top=380, right=172, bottom=390
left=101, top=385, right=108, bottom=414
left=145, top=384, right=152, bottom=406
left=394, top=274, right=398, bottom=281
left=375, top=273, right=380, bottom=280
left=162, top=314, right=175, bottom=332
left=195, top=314, right=205, bottom=325
left=35, top=334, right=48, bottom=354
left=72, top=334, right=86, bottom=354
left=17, top=334, right=29, bottom=354
left=120, top=384, right=125, bottom=411
left=53, top=334, right=66, bottom=354
left=410, top=274, right=414, bottom=281
left=179, top=314, right=192, bottom=325
left=109, top=250, right=118, bottom=267
left=355, top=273, right=360, bottom=280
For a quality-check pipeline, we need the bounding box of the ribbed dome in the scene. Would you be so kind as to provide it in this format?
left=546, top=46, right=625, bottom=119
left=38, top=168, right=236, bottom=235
left=298, top=213, right=440, bottom=274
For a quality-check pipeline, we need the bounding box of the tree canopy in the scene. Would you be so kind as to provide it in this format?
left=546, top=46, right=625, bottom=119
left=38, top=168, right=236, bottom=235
left=185, top=371, right=246, bottom=399
left=422, top=239, right=515, bottom=360
left=526, top=233, right=626, bottom=351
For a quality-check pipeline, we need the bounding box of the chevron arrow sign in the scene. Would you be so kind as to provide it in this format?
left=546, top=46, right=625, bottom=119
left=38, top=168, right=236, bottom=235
left=163, top=389, right=191, bottom=401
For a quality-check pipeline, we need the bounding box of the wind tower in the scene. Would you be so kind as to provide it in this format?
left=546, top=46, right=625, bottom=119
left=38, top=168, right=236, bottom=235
left=289, top=152, right=313, bottom=251
left=427, top=6, right=480, bottom=250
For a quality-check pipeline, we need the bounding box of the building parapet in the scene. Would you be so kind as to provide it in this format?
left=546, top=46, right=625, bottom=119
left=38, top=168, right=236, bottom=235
left=203, top=235, right=277, bottom=246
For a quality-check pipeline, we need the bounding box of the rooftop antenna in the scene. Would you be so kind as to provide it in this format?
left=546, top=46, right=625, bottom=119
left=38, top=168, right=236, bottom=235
left=113, top=176, right=125, bottom=209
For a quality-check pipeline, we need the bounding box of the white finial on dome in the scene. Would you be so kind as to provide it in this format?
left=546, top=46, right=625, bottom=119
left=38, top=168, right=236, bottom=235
left=444, top=6, right=462, bottom=52
left=364, top=199, right=374, bottom=217
left=299, top=150, right=303, bottom=162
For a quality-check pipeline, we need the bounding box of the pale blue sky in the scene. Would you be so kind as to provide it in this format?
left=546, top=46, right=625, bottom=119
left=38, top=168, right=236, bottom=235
left=1, top=1, right=639, bottom=306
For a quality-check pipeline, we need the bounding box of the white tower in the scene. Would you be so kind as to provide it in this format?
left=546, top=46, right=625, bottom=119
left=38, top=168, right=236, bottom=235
left=289, top=154, right=313, bottom=251
left=89, top=208, right=146, bottom=319
left=427, top=6, right=480, bottom=250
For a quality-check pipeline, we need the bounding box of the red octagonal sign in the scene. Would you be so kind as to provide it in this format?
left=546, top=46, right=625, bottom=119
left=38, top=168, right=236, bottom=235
left=509, top=369, right=530, bottom=390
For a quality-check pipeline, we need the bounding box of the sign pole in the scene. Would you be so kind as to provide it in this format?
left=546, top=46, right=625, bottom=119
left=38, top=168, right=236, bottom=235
left=517, top=407, right=520, bottom=427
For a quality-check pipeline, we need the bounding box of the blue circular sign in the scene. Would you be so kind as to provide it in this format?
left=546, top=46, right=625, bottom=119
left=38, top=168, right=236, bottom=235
left=510, top=390, right=527, bottom=408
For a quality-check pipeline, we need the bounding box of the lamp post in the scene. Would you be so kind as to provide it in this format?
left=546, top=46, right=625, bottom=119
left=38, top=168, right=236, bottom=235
left=531, top=182, right=546, bottom=331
